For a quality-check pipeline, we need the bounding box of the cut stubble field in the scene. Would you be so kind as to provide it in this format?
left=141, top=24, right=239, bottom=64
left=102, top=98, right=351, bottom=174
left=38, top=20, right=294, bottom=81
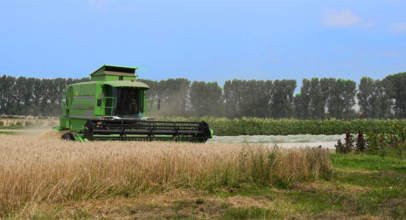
left=1, top=132, right=406, bottom=219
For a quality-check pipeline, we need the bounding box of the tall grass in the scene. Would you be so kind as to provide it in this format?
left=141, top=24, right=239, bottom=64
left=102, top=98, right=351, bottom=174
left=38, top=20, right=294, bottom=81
left=0, top=135, right=332, bottom=218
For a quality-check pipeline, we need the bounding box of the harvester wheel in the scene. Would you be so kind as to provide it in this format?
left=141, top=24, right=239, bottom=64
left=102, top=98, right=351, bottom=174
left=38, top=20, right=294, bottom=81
left=61, top=133, right=75, bottom=141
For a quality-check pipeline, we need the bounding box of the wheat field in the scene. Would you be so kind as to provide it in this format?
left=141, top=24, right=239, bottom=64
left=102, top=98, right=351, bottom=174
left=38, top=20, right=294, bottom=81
left=0, top=134, right=332, bottom=218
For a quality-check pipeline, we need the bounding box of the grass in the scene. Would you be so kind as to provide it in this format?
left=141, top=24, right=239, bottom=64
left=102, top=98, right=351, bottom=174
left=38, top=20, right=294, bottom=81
left=0, top=131, right=17, bottom=135
left=331, top=153, right=406, bottom=174
left=213, top=154, right=406, bottom=219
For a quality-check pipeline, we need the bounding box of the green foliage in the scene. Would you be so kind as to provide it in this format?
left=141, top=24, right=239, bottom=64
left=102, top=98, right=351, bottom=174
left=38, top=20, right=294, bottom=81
left=358, top=77, right=392, bottom=119
left=0, top=75, right=90, bottom=117
left=0, top=121, right=3, bottom=126
left=363, top=125, right=406, bottom=158
left=158, top=117, right=406, bottom=136
left=338, top=78, right=352, bottom=82
left=222, top=207, right=275, bottom=219
left=0, top=131, right=17, bottom=135
left=190, top=80, right=223, bottom=117
left=336, top=124, right=406, bottom=159
left=331, top=153, right=406, bottom=173
left=382, top=72, right=406, bottom=118
left=223, top=79, right=275, bottom=118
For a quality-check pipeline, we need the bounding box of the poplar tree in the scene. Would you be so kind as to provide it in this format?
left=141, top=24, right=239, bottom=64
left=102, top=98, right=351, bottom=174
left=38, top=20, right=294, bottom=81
left=383, top=72, right=406, bottom=118
left=223, top=79, right=244, bottom=118
left=371, top=80, right=393, bottom=118
left=190, top=81, right=222, bottom=117
left=1, top=76, right=16, bottom=115
left=326, top=78, right=344, bottom=119
left=293, top=94, right=302, bottom=119
left=342, top=79, right=357, bottom=119
left=299, top=79, right=311, bottom=119
left=357, top=77, right=374, bottom=118
left=32, top=78, right=43, bottom=118
left=270, top=79, right=296, bottom=118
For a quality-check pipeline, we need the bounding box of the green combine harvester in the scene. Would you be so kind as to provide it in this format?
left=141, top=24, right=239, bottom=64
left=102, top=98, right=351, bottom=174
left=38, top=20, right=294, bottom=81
left=54, top=65, right=213, bottom=142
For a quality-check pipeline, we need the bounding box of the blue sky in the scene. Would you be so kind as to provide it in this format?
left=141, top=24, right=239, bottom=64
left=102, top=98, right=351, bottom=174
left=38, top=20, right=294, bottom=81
left=0, top=0, right=405, bottom=93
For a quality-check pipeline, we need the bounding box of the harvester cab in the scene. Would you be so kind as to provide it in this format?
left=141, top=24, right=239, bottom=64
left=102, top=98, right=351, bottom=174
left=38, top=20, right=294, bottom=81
left=55, top=65, right=213, bottom=142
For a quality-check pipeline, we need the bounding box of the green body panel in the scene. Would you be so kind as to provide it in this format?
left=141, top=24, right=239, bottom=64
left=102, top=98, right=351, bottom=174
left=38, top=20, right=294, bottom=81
left=70, top=118, right=88, bottom=131
left=54, top=126, right=64, bottom=131
left=60, top=116, right=69, bottom=129
left=103, top=75, right=136, bottom=81
left=79, top=82, right=97, bottom=96
left=58, top=117, right=87, bottom=131
left=90, top=75, right=106, bottom=81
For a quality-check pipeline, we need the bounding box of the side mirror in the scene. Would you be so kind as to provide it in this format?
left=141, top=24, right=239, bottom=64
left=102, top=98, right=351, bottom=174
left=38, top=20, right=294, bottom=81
left=97, top=99, right=102, bottom=107
left=157, top=99, right=161, bottom=111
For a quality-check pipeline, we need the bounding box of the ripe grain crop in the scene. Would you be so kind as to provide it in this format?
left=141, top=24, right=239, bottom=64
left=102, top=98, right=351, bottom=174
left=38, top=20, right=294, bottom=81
left=0, top=134, right=332, bottom=218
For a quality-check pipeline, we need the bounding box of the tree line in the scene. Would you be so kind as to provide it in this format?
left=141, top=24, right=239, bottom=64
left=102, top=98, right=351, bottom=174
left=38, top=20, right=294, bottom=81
left=1, top=72, right=405, bottom=119
left=0, top=76, right=90, bottom=118
left=141, top=73, right=405, bottom=119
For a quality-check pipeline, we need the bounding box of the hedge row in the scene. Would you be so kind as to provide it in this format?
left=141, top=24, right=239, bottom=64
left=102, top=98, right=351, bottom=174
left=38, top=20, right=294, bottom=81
left=158, top=117, right=406, bottom=136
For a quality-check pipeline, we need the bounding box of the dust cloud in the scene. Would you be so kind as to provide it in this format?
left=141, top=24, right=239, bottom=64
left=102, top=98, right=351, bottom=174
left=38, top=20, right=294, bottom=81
left=39, top=129, right=76, bottom=140
left=152, top=91, right=190, bottom=118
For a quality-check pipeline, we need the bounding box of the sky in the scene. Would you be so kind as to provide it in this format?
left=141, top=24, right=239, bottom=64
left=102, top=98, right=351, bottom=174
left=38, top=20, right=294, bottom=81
left=0, top=0, right=405, bottom=94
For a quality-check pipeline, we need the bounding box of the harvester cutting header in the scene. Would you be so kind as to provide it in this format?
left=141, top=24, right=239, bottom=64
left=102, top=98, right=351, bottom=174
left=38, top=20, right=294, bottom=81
left=54, top=65, right=213, bottom=142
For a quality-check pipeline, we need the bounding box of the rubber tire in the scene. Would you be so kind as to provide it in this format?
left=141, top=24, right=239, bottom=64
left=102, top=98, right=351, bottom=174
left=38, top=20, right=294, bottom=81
left=61, top=133, right=75, bottom=141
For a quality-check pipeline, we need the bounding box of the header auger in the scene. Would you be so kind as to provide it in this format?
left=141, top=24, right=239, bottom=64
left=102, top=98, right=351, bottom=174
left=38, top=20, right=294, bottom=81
left=54, top=65, right=213, bottom=142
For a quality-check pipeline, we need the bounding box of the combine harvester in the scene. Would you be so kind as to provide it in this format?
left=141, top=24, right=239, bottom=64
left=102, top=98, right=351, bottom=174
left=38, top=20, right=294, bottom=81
left=54, top=65, right=213, bottom=142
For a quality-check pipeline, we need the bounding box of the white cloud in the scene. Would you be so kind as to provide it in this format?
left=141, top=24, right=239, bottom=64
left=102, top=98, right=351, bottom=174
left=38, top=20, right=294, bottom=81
left=88, top=0, right=107, bottom=10
left=364, top=21, right=375, bottom=29
left=389, top=22, right=406, bottom=34
left=322, top=9, right=361, bottom=27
